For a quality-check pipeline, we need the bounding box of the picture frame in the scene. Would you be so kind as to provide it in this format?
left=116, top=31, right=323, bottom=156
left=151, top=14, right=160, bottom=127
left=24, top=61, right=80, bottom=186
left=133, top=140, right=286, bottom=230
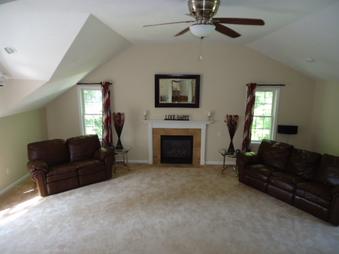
left=155, top=74, right=200, bottom=108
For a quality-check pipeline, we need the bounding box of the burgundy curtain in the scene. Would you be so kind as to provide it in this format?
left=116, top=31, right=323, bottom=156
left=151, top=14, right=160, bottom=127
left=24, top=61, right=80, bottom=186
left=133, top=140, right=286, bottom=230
left=241, top=83, right=257, bottom=152
left=102, top=82, right=113, bottom=147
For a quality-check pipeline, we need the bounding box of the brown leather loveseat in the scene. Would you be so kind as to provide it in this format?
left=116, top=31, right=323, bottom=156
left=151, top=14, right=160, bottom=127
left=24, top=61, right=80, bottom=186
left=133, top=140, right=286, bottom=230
left=27, top=135, right=115, bottom=197
left=237, top=139, right=339, bottom=225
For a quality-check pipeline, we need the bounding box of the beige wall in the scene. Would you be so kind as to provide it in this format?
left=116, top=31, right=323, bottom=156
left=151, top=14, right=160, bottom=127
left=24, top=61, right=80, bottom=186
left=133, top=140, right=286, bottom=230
left=312, top=80, right=339, bottom=155
left=46, top=86, right=82, bottom=139
left=0, top=109, right=47, bottom=191
left=46, top=42, right=316, bottom=162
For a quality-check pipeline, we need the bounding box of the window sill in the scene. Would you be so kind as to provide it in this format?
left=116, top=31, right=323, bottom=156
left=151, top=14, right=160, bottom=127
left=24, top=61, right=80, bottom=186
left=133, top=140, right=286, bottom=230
left=250, top=141, right=261, bottom=145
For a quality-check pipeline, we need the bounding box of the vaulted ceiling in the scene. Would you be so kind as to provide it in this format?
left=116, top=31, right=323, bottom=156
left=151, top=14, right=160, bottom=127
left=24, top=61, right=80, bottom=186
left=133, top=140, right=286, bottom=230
left=0, top=7, right=130, bottom=117
left=0, top=0, right=338, bottom=117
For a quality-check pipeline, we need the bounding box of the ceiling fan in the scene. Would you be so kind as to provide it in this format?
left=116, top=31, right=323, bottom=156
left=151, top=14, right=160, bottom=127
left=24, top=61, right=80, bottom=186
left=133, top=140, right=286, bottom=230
left=144, top=0, right=265, bottom=38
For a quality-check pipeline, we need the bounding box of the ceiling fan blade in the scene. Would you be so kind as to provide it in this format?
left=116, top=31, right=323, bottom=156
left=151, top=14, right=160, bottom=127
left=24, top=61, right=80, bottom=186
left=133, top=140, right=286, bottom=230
left=213, top=18, right=265, bottom=26
left=215, top=23, right=241, bottom=38
left=143, top=20, right=194, bottom=28
left=175, top=27, right=190, bottom=37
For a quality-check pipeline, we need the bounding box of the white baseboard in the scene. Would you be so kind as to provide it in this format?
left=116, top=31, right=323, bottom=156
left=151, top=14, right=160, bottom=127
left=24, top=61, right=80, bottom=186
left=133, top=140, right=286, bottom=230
left=117, top=160, right=235, bottom=166
left=205, top=161, right=236, bottom=166
left=206, top=161, right=223, bottom=165
left=129, top=160, right=149, bottom=164
left=0, top=173, right=30, bottom=196
left=116, top=160, right=148, bottom=164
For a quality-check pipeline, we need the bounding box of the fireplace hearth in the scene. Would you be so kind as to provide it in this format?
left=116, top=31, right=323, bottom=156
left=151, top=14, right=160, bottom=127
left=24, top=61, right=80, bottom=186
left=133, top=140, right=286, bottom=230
left=161, top=135, right=193, bottom=164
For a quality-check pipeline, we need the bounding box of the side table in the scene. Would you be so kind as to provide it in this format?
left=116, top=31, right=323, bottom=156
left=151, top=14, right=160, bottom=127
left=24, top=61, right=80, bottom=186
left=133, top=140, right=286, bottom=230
left=114, top=146, right=131, bottom=167
left=218, top=149, right=238, bottom=175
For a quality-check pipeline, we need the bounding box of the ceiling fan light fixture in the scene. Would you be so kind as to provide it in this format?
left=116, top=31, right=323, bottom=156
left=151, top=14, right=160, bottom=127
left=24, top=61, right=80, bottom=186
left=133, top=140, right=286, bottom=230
left=190, top=24, right=215, bottom=37
left=4, top=47, right=17, bottom=54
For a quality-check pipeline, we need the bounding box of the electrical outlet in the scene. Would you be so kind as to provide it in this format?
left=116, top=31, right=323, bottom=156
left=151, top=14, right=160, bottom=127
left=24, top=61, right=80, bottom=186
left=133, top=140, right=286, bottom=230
left=6, top=168, right=10, bottom=175
left=217, top=131, right=221, bottom=137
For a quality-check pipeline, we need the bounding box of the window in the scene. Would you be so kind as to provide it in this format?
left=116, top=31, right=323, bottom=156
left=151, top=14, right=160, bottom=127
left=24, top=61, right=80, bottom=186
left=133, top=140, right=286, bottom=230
left=251, top=87, right=279, bottom=143
left=80, top=87, right=103, bottom=139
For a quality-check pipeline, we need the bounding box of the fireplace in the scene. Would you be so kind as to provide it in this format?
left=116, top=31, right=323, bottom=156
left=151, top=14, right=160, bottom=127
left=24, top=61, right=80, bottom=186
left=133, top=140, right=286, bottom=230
left=161, top=135, right=193, bottom=164
left=150, top=126, right=204, bottom=166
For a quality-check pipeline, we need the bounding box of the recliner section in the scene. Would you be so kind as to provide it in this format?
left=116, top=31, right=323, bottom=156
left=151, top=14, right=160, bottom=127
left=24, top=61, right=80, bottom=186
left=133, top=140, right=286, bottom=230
left=237, top=139, right=339, bottom=226
left=27, top=135, right=115, bottom=197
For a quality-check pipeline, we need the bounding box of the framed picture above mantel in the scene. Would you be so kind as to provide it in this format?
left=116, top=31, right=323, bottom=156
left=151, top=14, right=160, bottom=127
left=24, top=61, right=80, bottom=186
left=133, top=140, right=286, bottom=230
left=155, top=74, right=200, bottom=108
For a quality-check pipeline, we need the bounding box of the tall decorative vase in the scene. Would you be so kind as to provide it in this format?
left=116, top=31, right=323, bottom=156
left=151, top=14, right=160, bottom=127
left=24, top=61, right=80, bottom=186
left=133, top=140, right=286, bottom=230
left=113, top=112, right=125, bottom=150
left=225, top=114, right=239, bottom=154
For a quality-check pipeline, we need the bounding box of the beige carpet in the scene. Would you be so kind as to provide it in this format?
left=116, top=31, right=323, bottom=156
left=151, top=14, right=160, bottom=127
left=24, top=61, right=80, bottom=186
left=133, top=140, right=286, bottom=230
left=0, top=165, right=338, bottom=254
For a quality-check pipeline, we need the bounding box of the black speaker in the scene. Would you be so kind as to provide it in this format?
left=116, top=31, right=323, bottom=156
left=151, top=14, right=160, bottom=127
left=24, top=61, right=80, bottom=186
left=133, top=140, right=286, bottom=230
left=278, top=125, right=298, bottom=135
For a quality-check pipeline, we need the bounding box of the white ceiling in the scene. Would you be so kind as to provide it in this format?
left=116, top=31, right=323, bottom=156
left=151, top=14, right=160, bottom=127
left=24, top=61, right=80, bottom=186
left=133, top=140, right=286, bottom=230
left=3, top=0, right=335, bottom=43
left=1, top=0, right=338, bottom=81
left=248, top=1, right=339, bottom=81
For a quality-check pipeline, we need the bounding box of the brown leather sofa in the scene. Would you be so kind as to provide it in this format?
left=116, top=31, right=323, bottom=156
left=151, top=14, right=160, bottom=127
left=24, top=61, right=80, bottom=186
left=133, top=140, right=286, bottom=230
left=27, top=135, right=115, bottom=197
left=237, top=139, right=339, bottom=226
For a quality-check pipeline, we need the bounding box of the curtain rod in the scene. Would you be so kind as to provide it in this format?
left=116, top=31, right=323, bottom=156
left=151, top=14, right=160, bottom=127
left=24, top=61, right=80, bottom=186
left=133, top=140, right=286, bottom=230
left=256, top=84, right=285, bottom=87
left=77, top=82, right=112, bottom=85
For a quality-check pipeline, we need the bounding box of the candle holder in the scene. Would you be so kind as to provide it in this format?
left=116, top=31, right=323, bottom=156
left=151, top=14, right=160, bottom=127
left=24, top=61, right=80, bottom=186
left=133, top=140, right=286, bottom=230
left=143, top=110, right=149, bottom=120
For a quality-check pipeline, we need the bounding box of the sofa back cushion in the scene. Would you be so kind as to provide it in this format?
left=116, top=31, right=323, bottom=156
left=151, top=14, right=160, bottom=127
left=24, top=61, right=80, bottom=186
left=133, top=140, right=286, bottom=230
left=67, top=135, right=101, bottom=162
left=28, top=139, right=69, bottom=166
left=258, top=139, right=293, bottom=171
left=317, top=154, right=339, bottom=186
left=286, top=149, right=321, bottom=180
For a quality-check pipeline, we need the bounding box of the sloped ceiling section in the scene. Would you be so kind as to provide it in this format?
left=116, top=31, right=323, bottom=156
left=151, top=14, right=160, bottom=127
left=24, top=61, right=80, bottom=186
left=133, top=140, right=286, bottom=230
left=0, top=0, right=16, bottom=4
left=17, top=15, right=131, bottom=114
left=0, top=14, right=130, bottom=117
left=248, top=1, right=339, bottom=81
left=0, top=4, right=89, bottom=80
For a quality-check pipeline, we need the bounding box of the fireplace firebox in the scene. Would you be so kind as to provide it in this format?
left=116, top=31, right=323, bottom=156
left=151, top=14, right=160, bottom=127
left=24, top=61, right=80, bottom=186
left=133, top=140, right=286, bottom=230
left=160, top=135, right=193, bottom=164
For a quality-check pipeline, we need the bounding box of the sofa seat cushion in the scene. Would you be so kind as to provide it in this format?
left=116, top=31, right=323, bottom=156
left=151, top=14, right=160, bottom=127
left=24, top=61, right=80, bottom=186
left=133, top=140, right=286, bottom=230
left=245, top=164, right=274, bottom=182
left=72, top=160, right=105, bottom=176
left=47, top=164, right=77, bottom=183
left=296, top=182, right=332, bottom=208
left=269, top=172, right=302, bottom=192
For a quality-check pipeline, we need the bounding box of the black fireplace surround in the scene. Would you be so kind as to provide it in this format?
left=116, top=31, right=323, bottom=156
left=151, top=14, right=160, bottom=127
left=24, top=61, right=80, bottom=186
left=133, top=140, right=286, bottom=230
left=161, top=135, right=193, bottom=164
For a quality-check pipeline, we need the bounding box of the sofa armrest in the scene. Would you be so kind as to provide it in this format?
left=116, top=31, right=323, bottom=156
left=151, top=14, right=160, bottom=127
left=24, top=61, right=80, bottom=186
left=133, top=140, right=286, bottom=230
left=94, top=148, right=115, bottom=179
left=27, top=160, right=48, bottom=197
left=27, top=160, right=48, bottom=176
left=333, top=186, right=339, bottom=197
left=329, top=186, right=339, bottom=226
left=236, top=152, right=260, bottom=177
left=237, top=152, right=259, bottom=168
left=94, top=147, right=115, bottom=161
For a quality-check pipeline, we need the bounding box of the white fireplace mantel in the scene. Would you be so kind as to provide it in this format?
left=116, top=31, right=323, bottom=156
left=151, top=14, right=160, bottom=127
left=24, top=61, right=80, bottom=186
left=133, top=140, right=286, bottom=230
left=147, top=120, right=211, bottom=165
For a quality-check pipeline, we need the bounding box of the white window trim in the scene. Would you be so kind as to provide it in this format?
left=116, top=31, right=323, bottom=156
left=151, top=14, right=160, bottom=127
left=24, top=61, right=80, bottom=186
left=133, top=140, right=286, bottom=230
left=251, top=86, right=280, bottom=144
left=77, top=85, right=102, bottom=136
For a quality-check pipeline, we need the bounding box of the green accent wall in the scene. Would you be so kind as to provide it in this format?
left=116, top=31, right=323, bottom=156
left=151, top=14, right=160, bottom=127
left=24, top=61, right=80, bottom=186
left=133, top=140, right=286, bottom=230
left=313, top=80, right=339, bottom=155
left=0, top=109, right=47, bottom=191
